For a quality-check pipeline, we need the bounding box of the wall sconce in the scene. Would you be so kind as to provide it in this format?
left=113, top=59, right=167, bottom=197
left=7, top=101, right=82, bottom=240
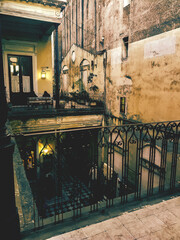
left=41, top=67, right=49, bottom=79
left=41, top=69, right=46, bottom=79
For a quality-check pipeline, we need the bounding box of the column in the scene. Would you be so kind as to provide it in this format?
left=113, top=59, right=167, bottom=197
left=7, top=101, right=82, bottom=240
left=0, top=20, right=20, bottom=239
left=55, top=24, right=60, bottom=109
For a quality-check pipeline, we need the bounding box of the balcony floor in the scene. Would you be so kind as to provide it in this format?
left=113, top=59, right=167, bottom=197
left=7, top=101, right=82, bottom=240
left=49, top=195, right=180, bottom=240
left=21, top=194, right=180, bottom=240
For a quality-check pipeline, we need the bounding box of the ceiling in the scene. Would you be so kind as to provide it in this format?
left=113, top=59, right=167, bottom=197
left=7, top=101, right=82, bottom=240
left=1, top=14, right=57, bottom=42
left=19, top=0, right=67, bottom=8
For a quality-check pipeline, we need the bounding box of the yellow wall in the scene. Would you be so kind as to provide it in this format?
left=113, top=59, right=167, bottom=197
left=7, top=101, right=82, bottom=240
left=124, top=28, right=180, bottom=122
left=37, top=36, right=53, bottom=96
left=106, top=28, right=180, bottom=122
left=106, top=45, right=133, bottom=117
left=2, top=0, right=57, bottom=98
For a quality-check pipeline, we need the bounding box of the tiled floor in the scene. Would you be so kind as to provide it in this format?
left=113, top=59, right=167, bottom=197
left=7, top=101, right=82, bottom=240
left=41, top=175, right=92, bottom=217
left=48, top=196, right=180, bottom=240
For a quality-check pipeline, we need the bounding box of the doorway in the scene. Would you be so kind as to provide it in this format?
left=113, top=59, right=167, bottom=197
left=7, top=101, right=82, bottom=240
left=8, top=55, right=33, bottom=105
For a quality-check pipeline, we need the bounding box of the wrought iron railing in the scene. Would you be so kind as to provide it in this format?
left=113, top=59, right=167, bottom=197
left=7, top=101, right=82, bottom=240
left=11, top=120, right=180, bottom=232
left=7, top=92, right=105, bottom=119
left=7, top=91, right=104, bottom=108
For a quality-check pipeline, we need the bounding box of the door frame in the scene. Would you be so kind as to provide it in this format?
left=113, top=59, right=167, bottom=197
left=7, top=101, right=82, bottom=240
left=8, top=54, right=34, bottom=101
left=2, top=40, right=38, bottom=102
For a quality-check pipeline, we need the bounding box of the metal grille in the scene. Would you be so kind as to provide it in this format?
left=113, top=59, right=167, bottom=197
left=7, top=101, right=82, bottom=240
left=12, top=119, right=180, bottom=232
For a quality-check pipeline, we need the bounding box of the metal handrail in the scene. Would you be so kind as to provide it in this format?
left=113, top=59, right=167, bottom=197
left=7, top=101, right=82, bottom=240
left=10, top=119, right=180, bottom=137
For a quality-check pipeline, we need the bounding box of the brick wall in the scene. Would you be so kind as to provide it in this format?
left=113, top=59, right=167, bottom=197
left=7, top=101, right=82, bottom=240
left=130, top=0, right=180, bottom=42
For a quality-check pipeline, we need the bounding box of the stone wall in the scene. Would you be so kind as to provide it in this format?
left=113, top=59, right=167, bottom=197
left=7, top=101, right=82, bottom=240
left=130, top=0, right=180, bottom=43
left=60, top=0, right=180, bottom=122
left=61, top=0, right=96, bottom=56
left=60, top=0, right=129, bottom=55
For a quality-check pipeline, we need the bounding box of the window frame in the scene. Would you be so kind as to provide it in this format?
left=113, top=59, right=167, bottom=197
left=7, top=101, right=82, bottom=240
left=120, top=97, right=126, bottom=114
left=122, top=36, right=129, bottom=60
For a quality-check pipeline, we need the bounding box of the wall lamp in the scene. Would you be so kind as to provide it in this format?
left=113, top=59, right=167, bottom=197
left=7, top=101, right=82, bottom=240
left=41, top=67, right=49, bottom=79
left=43, top=148, right=49, bottom=154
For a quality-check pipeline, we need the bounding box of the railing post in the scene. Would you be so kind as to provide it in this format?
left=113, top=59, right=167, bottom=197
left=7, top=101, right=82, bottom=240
left=170, top=132, right=179, bottom=192
left=147, top=132, right=156, bottom=197
left=55, top=24, right=60, bottom=109
left=159, top=137, right=167, bottom=192
left=0, top=20, right=20, bottom=239
left=103, top=50, right=107, bottom=114
left=135, top=127, right=143, bottom=200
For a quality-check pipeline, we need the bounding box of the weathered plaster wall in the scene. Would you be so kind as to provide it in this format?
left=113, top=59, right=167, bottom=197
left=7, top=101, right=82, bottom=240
left=106, top=46, right=129, bottom=116
left=61, top=44, right=104, bottom=94
left=104, top=0, right=180, bottom=121
left=37, top=37, right=53, bottom=95
left=98, top=0, right=124, bottom=51
left=95, top=0, right=130, bottom=116
left=124, top=28, right=180, bottom=122
left=61, top=0, right=180, bottom=122
left=60, top=0, right=130, bottom=115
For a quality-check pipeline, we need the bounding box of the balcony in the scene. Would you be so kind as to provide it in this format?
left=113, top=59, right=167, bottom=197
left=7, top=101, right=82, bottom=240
left=7, top=91, right=105, bottom=119
left=9, top=118, right=180, bottom=235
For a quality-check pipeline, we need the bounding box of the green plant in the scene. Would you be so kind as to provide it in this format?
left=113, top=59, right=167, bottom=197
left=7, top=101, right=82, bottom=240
left=90, top=85, right=99, bottom=92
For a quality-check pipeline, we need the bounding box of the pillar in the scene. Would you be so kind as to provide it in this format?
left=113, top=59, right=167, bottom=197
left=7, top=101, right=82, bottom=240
left=0, top=20, right=20, bottom=239
left=55, top=24, right=60, bottom=109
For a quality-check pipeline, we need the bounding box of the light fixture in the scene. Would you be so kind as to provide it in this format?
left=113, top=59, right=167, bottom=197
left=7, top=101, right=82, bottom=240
left=43, top=148, right=49, bottom=154
left=41, top=67, right=49, bottom=79
left=41, top=69, right=46, bottom=79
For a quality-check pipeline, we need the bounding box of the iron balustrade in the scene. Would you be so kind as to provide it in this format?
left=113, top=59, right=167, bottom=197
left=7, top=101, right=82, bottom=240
left=6, top=91, right=104, bottom=109
left=7, top=92, right=105, bottom=119
left=11, top=120, right=180, bottom=232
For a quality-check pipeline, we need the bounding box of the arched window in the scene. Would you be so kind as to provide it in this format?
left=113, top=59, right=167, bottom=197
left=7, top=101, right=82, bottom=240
left=62, top=65, right=69, bottom=93
left=80, top=59, right=90, bottom=91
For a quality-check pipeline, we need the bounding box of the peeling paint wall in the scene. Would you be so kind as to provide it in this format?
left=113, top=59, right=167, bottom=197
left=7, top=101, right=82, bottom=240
left=104, top=0, right=180, bottom=121
left=61, top=0, right=180, bottom=122
left=61, top=44, right=104, bottom=95
left=124, top=28, right=180, bottom=122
